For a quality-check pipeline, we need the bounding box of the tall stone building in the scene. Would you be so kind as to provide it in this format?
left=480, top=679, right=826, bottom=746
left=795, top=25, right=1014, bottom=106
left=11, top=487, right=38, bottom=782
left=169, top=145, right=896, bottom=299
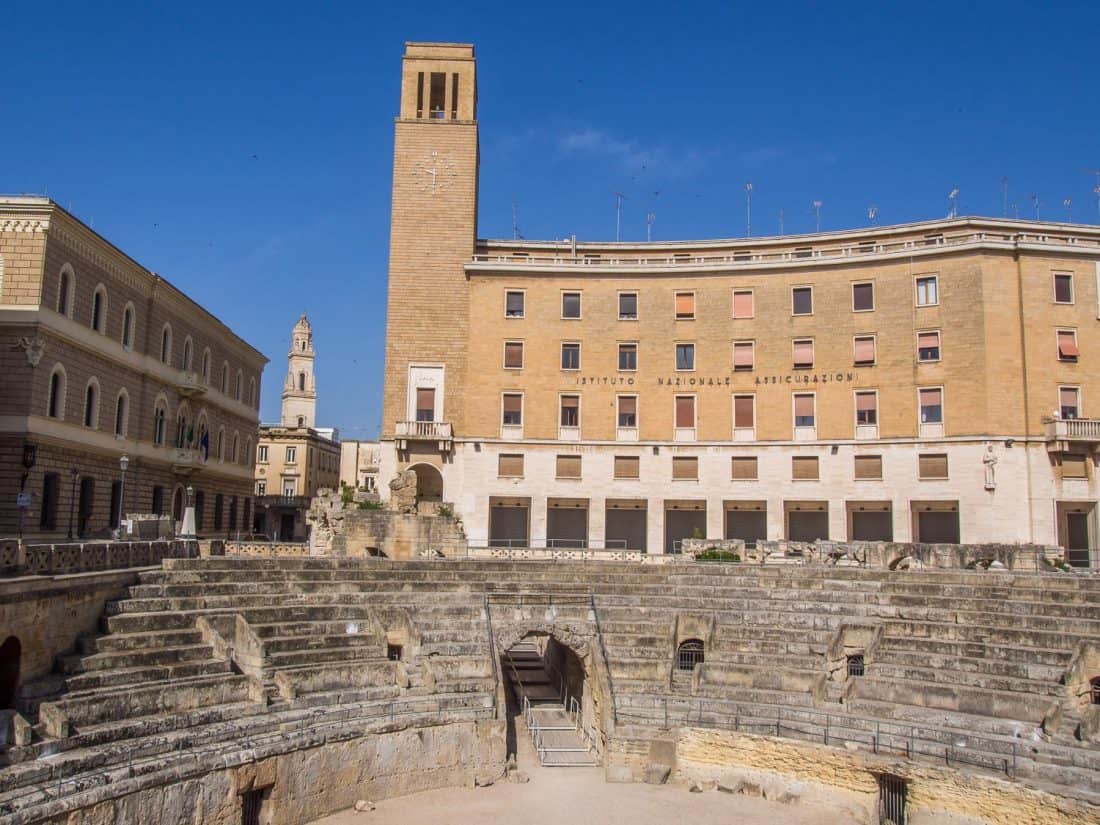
left=254, top=315, right=339, bottom=540
left=0, top=196, right=267, bottom=539
left=379, top=42, right=1100, bottom=554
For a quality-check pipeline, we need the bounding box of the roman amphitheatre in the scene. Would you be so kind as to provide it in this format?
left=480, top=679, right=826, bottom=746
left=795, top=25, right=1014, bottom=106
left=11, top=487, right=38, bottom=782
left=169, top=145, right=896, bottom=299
left=0, top=520, right=1098, bottom=825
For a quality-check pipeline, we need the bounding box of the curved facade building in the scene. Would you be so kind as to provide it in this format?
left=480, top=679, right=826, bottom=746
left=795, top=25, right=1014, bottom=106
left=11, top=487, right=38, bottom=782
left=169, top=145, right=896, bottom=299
left=381, top=43, right=1100, bottom=554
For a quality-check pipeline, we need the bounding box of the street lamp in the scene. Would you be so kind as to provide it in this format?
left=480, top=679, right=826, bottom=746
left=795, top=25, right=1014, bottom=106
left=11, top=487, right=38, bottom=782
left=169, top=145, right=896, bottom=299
left=118, top=455, right=129, bottom=538
left=67, top=467, right=77, bottom=540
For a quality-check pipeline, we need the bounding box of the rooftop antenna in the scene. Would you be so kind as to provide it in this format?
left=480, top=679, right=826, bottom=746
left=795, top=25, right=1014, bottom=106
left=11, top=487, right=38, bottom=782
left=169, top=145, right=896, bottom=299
left=1031, top=194, right=1040, bottom=221
left=867, top=205, right=878, bottom=226
left=1000, top=177, right=1009, bottom=218
left=1011, top=202, right=1019, bottom=219
left=646, top=211, right=655, bottom=242
left=614, top=192, right=626, bottom=242
left=1063, top=198, right=1073, bottom=222
left=778, top=208, right=785, bottom=235
left=812, top=200, right=822, bottom=233
left=511, top=200, right=519, bottom=240
left=1088, top=169, right=1100, bottom=223
left=744, top=182, right=753, bottom=238
left=948, top=188, right=960, bottom=219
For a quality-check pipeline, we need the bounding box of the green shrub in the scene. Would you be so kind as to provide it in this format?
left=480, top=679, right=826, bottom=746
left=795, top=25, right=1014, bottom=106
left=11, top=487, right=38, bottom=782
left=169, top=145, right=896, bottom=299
left=358, top=500, right=384, bottom=510
left=695, top=549, right=740, bottom=562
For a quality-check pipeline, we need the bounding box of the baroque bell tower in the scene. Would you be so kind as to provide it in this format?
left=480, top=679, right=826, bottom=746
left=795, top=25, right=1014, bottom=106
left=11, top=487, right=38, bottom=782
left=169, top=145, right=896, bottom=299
left=381, top=43, right=478, bottom=442
left=281, top=313, right=317, bottom=429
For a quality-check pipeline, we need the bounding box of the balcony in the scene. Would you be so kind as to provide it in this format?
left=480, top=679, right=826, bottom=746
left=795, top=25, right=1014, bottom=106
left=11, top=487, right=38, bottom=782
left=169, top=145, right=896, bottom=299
left=169, top=448, right=204, bottom=475
left=1044, top=417, right=1100, bottom=452
left=176, top=371, right=207, bottom=397
left=395, top=420, right=453, bottom=452
left=256, top=495, right=312, bottom=510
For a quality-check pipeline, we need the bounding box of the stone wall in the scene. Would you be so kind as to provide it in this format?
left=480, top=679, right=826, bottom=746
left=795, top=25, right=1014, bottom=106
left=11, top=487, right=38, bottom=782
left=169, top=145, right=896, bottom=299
left=0, top=538, right=196, bottom=577
left=224, top=541, right=308, bottom=557
left=306, top=491, right=467, bottom=560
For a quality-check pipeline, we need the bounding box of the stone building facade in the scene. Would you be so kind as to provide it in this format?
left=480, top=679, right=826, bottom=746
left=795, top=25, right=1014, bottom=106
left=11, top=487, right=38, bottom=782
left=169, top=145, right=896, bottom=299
left=254, top=315, right=340, bottom=540
left=339, top=439, right=381, bottom=492
left=379, top=43, right=1100, bottom=554
left=0, top=197, right=266, bottom=540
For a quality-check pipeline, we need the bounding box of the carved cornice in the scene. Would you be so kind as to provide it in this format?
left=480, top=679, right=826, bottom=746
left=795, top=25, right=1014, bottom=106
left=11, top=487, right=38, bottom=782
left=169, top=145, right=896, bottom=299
left=0, top=217, right=49, bottom=233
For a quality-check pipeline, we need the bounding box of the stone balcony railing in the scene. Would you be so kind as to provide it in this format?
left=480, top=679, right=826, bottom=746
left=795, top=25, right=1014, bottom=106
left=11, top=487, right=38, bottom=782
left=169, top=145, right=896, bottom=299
left=1043, top=417, right=1100, bottom=450
left=395, top=420, right=453, bottom=452
left=169, top=448, right=204, bottom=474
left=255, top=495, right=311, bottom=509
left=175, top=370, right=207, bottom=397
left=0, top=538, right=198, bottom=577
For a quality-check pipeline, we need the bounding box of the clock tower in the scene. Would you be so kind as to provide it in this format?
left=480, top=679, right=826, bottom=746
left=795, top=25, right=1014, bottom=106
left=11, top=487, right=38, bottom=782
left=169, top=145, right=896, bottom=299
left=382, top=42, right=478, bottom=451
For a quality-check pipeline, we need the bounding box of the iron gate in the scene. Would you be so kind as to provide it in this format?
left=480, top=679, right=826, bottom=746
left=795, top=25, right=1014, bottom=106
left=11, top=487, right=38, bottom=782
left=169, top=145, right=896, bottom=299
left=877, top=773, right=907, bottom=825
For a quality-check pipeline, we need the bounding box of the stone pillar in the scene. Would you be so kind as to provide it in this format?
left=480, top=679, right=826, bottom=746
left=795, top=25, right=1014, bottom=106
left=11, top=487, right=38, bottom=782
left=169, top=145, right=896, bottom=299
left=648, top=497, right=665, bottom=554
left=529, top=497, right=547, bottom=548
left=767, top=498, right=785, bottom=541
left=706, top=498, right=724, bottom=540
left=588, top=497, right=606, bottom=549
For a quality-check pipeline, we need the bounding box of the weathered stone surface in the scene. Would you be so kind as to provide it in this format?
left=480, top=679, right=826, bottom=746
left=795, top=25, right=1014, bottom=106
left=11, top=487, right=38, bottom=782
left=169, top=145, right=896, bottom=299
left=388, top=469, right=418, bottom=515
left=644, top=763, right=671, bottom=785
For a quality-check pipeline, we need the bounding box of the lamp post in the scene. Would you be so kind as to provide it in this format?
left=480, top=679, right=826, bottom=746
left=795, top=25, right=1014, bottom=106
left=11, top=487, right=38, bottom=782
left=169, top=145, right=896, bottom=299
left=67, top=467, right=77, bottom=540
left=118, top=454, right=129, bottom=538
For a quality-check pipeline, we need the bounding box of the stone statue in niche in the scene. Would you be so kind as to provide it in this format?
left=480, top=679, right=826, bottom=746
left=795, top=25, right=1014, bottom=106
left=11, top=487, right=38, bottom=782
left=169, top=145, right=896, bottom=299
left=983, top=445, right=997, bottom=490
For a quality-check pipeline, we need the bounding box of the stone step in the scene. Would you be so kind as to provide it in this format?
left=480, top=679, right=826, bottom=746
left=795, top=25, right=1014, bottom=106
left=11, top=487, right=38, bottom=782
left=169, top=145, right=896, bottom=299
left=872, top=648, right=1066, bottom=682
left=59, top=643, right=217, bottom=674
left=261, top=633, right=383, bottom=655
left=875, top=636, right=1073, bottom=668
left=864, top=663, right=1061, bottom=699
left=80, top=629, right=203, bottom=654
left=62, top=658, right=232, bottom=694
left=848, top=676, right=1051, bottom=724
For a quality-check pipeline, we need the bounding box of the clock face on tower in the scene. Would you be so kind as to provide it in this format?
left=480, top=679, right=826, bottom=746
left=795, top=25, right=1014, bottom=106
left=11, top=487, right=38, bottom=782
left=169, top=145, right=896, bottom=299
left=413, top=150, right=458, bottom=195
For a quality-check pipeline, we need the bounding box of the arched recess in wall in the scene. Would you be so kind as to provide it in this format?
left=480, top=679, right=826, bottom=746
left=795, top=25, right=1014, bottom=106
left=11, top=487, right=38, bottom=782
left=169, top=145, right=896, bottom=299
left=408, top=463, right=444, bottom=503
left=0, top=635, right=21, bottom=709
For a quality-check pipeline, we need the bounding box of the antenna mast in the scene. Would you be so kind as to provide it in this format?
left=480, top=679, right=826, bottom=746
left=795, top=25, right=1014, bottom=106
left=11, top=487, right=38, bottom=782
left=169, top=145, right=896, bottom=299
left=778, top=208, right=784, bottom=235
left=812, top=200, right=822, bottom=233
left=614, top=192, right=626, bottom=242
left=867, top=205, right=878, bottom=225
left=1063, top=198, right=1073, bottom=222
left=948, top=188, right=959, bottom=219
left=744, top=182, right=753, bottom=238
left=511, top=200, right=519, bottom=240
left=646, top=211, right=655, bottom=242
left=1001, top=177, right=1009, bottom=218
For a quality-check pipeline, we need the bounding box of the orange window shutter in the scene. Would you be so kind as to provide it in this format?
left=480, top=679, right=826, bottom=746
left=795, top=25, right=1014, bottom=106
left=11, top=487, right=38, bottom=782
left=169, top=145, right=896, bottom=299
left=675, top=397, right=695, bottom=428
left=734, top=343, right=754, bottom=367
left=734, top=397, right=754, bottom=428
left=733, top=291, right=754, bottom=317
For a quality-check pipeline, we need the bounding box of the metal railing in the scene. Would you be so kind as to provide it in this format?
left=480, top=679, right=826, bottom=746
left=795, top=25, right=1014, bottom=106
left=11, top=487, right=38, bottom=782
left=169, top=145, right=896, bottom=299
left=590, top=593, right=618, bottom=724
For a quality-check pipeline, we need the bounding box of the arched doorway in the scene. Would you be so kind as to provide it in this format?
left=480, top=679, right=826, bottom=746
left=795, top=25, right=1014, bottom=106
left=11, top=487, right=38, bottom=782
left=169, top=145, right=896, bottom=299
left=172, top=486, right=185, bottom=525
left=408, top=463, right=443, bottom=509
left=0, top=636, right=21, bottom=709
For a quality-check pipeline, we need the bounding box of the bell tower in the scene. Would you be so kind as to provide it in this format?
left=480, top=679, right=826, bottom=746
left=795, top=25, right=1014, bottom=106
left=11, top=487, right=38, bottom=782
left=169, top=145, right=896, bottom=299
left=381, top=42, right=478, bottom=441
left=281, top=313, right=316, bottom=428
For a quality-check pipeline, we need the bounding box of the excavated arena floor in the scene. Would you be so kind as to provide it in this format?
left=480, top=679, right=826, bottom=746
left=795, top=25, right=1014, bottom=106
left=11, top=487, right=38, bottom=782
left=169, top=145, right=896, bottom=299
left=310, top=765, right=858, bottom=825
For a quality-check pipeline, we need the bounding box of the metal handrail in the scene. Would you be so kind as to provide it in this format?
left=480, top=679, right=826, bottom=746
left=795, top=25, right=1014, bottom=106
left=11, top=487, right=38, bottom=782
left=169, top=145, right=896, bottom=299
left=590, top=593, right=618, bottom=725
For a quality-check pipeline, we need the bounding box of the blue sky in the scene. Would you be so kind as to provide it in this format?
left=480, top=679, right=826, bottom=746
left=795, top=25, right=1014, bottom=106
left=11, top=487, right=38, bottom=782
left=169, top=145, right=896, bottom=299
left=4, top=1, right=1098, bottom=435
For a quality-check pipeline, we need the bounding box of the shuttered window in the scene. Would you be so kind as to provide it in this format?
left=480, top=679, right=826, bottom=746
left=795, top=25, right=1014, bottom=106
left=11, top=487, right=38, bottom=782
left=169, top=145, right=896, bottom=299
left=732, top=290, right=754, bottom=318
left=1060, top=387, right=1080, bottom=419
left=731, top=456, right=758, bottom=480
left=560, top=395, right=580, bottom=427
left=918, top=453, right=949, bottom=479
left=793, top=339, right=814, bottom=368
left=505, top=291, right=525, bottom=317
left=852, top=282, right=874, bottom=311
left=618, top=396, right=637, bottom=427
left=919, top=388, right=943, bottom=423
left=498, top=454, right=524, bottom=477
left=733, top=341, right=754, bottom=370
left=675, top=396, right=695, bottom=429
left=562, top=292, right=581, bottom=318
left=502, top=394, right=523, bottom=425
left=854, top=455, right=882, bottom=479
left=855, top=391, right=878, bottom=425
left=792, top=456, right=819, bottom=480
left=614, top=456, right=640, bottom=479
left=794, top=394, right=815, bottom=427
left=556, top=455, right=582, bottom=478
left=854, top=336, right=876, bottom=365
left=672, top=456, right=698, bottom=480
left=1061, top=453, right=1088, bottom=479
left=618, top=292, right=638, bottom=319
left=733, top=395, right=754, bottom=429
left=416, top=388, right=435, bottom=422
left=792, top=287, right=813, bottom=315
left=675, top=292, right=696, bottom=319
left=504, top=341, right=524, bottom=368
left=1053, top=273, right=1074, bottom=304
left=618, top=343, right=638, bottom=370
left=918, top=331, right=941, bottom=361
left=676, top=343, right=695, bottom=370
left=1057, top=330, right=1079, bottom=360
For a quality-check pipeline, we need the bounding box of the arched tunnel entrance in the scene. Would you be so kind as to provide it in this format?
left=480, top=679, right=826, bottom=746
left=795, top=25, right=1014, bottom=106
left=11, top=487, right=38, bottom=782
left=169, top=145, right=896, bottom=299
left=500, top=633, right=602, bottom=767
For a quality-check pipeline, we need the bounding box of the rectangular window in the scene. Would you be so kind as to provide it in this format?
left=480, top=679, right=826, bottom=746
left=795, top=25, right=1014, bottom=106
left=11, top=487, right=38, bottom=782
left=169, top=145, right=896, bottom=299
left=854, top=335, right=876, bottom=366
left=40, top=472, right=59, bottom=529
left=618, top=292, right=638, bottom=320
left=416, top=387, right=436, bottom=422
left=733, top=395, right=755, bottom=430
left=1061, top=453, right=1088, bottom=479
left=1057, top=330, right=1079, bottom=361
left=505, top=290, right=525, bottom=317
left=919, top=388, right=943, bottom=424
left=429, top=72, right=446, bottom=117
left=731, top=456, right=758, bottom=480
left=672, top=456, right=698, bottom=480
left=854, top=455, right=882, bottom=480
left=450, top=72, right=459, bottom=119
left=152, top=485, right=164, bottom=515
left=675, top=395, right=695, bottom=429
left=561, top=342, right=581, bottom=370
left=852, top=282, right=874, bottom=311
left=617, top=395, right=637, bottom=427
left=917, top=330, right=941, bottom=362
left=733, top=341, right=755, bottom=371
left=732, top=289, right=754, bottom=319
left=855, top=391, right=878, bottom=425
left=916, top=275, right=938, bottom=306
left=286, top=446, right=297, bottom=463
left=618, top=342, right=638, bottom=371
left=1059, top=386, right=1080, bottom=420
left=792, top=286, right=813, bottom=315
left=792, top=456, right=819, bottom=480
left=794, top=393, right=815, bottom=427
left=918, top=453, right=949, bottom=479
left=676, top=343, right=695, bottom=371
left=257, top=445, right=268, bottom=462
left=556, top=454, right=582, bottom=479
left=415, top=71, right=424, bottom=118
left=504, top=341, right=524, bottom=369
left=614, top=455, right=640, bottom=479
left=793, top=339, right=814, bottom=369
left=562, top=292, right=581, bottom=319
left=498, top=454, right=524, bottom=477
left=675, top=291, right=696, bottom=320
left=502, top=393, right=523, bottom=425
left=1053, top=272, right=1074, bottom=304
left=560, top=395, right=579, bottom=427
left=255, top=480, right=266, bottom=496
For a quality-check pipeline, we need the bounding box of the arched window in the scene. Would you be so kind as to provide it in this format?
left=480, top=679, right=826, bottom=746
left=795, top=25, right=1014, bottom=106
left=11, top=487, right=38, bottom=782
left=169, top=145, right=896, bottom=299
left=83, top=379, right=99, bottom=428
left=298, top=371, right=306, bottom=391
left=221, top=362, right=229, bottom=395
left=248, top=377, right=256, bottom=408
left=121, top=303, right=135, bottom=349
left=245, top=437, right=253, bottom=467
left=152, top=399, right=168, bottom=446
left=1091, top=677, right=1100, bottom=706
left=676, top=639, right=705, bottom=672
left=196, top=413, right=209, bottom=460
left=231, top=432, right=240, bottom=463
left=235, top=369, right=243, bottom=402
left=174, top=408, right=188, bottom=448
left=217, top=427, right=225, bottom=461
left=91, top=285, right=107, bottom=333
left=57, top=265, right=74, bottom=317
left=297, top=416, right=305, bottom=428
left=201, top=349, right=211, bottom=384
left=114, top=390, right=129, bottom=437
left=846, top=654, right=865, bottom=678
left=182, top=336, right=193, bottom=371
left=160, top=324, right=172, bottom=364
left=47, top=365, right=66, bottom=419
